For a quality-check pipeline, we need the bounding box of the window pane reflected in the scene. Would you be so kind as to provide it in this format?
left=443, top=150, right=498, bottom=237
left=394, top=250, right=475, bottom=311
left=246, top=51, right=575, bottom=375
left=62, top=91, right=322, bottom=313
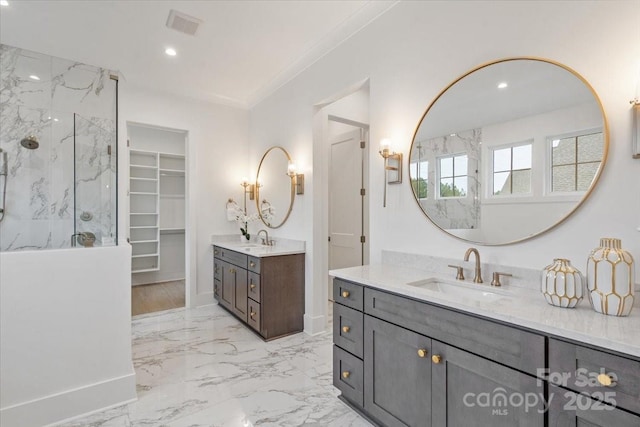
left=512, top=169, right=531, bottom=194
left=493, top=148, right=511, bottom=172
left=553, top=138, right=576, bottom=165
left=577, top=162, right=599, bottom=191
left=454, top=155, right=468, bottom=176
left=577, top=133, right=603, bottom=163
left=454, top=176, right=467, bottom=196
left=440, top=157, right=453, bottom=177
left=512, top=144, right=532, bottom=170
left=493, top=171, right=510, bottom=195
left=552, top=165, right=575, bottom=192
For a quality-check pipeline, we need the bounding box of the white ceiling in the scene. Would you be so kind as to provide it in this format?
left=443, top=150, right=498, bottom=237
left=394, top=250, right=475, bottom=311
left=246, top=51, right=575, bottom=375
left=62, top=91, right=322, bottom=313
left=0, top=0, right=395, bottom=108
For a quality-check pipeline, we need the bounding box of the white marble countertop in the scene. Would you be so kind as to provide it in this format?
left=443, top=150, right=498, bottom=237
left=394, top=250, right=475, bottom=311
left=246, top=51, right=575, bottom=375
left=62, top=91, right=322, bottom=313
left=211, top=234, right=305, bottom=258
left=330, top=264, right=640, bottom=358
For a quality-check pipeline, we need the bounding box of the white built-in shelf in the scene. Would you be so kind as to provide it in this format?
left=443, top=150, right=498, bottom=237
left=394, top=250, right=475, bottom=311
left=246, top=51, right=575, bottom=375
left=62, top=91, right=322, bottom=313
left=159, top=168, right=185, bottom=176
left=160, top=228, right=185, bottom=234
left=160, top=193, right=185, bottom=198
left=130, top=177, right=158, bottom=182
left=130, top=192, right=158, bottom=195
left=130, top=212, right=158, bottom=215
left=130, top=226, right=158, bottom=229
left=130, top=164, right=158, bottom=169
left=132, top=267, right=160, bottom=273
left=132, top=253, right=160, bottom=259
left=130, top=239, right=159, bottom=244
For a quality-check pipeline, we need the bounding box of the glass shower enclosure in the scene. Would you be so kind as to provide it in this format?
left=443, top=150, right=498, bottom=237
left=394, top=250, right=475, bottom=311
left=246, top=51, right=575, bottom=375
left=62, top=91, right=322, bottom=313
left=0, top=44, right=118, bottom=251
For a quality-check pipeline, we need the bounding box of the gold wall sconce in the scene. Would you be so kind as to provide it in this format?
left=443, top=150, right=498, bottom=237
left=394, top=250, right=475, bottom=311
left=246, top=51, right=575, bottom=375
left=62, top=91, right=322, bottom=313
left=632, top=98, right=639, bottom=159
left=240, top=177, right=255, bottom=212
left=379, top=138, right=403, bottom=207
left=287, top=161, right=305, bottom=195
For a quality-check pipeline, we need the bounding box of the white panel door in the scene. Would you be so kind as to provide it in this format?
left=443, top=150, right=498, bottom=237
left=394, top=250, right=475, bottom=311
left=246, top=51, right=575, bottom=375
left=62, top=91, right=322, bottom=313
left=329, top=129, right=364, bottom=272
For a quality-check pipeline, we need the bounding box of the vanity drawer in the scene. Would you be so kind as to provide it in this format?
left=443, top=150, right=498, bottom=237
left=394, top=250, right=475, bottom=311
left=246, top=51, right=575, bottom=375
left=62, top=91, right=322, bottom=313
left=248, top=272, right=261, bottom=302
left=333, top=345, right=364, bottom=407
left=218, top=247, right=247, bottom=269
left=333, top=279, right=364, bottom=311
left=549, top=338, right=640, bottom=414
left=213, top=245, right=222, bottom=259
left=333, top=303, right=364, bottom=359
left=247, top=298, right=261, bottom=333
left=364, top=288, right=545, bottom=375
left=248, top=256, right=260, bottom=273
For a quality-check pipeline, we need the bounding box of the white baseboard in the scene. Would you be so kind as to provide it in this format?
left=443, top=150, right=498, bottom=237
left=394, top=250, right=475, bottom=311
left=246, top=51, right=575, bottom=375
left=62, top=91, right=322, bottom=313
left=304, top=313, right=327, bottom=335
left=193, top=291, right=216, bottom=308
left=0, top=372, right=137, bottom=427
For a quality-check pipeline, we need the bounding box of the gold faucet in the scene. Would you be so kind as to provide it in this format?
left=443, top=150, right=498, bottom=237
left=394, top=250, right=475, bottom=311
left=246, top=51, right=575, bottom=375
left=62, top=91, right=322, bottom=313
left=463, top=247, right=483, bottom=283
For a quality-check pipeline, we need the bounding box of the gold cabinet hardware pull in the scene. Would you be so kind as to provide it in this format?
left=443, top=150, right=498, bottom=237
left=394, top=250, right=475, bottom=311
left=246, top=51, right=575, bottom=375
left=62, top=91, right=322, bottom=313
left=342, top=290, right=350, bottom=298
left=250, top=261, right=255, bottom=267
left=342, top=371, right=350, bottom=379
left=597, top=373, right=616, bottom=387
left=250, top=283, right=256, bottom=289
left=214, top=250, right=219, bottom=255
left=250, top=311, right=256, bottom=318
left=342, top=326, right=350, bottom=333
left=432, top=355, right=442, bottom=364
left=418, top=349, right=428, bottom=358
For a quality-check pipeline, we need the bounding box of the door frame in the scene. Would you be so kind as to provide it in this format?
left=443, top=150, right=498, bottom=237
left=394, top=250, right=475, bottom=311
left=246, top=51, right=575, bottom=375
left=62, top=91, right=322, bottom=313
left=327, top=120, right=369, bottom=299
left=309, top=80, right=370, bottom=334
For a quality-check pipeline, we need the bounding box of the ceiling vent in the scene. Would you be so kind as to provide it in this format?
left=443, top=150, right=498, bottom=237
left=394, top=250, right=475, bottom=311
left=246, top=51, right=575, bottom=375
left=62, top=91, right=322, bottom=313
left=166, top=9, right=203, bottom=36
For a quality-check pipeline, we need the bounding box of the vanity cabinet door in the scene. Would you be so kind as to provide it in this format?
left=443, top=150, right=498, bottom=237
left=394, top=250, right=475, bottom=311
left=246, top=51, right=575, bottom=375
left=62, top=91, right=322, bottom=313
left=548, top=385, right=640, bottom=427
left=364, top=315, right=432, bottom=427
left=231, top=267, right=248, bottom=322
left=219, top=260, right=234, bottom=311
left=431, top=341, right=544, bottom=427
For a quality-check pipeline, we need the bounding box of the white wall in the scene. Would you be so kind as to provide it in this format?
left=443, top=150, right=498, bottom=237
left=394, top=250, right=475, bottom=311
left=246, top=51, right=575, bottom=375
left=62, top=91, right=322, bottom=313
left=121, top=87, right=249, bottom=306
left=249, top=1, right=640, bottom=331
left=0, top=246, right=136, bottom=427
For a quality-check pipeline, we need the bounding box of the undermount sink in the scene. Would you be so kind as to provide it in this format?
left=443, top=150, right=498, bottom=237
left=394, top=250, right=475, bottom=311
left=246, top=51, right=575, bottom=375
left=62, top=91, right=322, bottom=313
left=406, top=277, right=513, bottom=303
left=238, top=243, right=261, bottom=248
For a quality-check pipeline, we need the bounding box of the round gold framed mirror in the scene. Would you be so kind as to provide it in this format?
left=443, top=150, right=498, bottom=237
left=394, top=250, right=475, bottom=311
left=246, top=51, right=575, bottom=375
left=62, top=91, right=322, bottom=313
left=255, top=146, right=295, bottom=229
left=409, top=57, right=608, bottom=245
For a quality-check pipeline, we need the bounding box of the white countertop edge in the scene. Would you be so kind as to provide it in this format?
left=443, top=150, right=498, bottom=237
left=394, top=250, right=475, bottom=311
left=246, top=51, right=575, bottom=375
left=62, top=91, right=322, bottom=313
left=330, top=264, right=640, bottom=359
left=211, top=235, right=305, bottom=258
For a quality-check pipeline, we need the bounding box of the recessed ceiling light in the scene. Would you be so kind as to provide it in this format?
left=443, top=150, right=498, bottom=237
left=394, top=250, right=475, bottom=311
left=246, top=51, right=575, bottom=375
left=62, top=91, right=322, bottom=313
left=450, top=133, right=457, bottom=137
left=165, top=47, right=177, bottom=57
left=29, top=75, right=40, bottom=81
left=0, top=1, right=9, bottom=7
left=497, top=82, right=508, bottom=89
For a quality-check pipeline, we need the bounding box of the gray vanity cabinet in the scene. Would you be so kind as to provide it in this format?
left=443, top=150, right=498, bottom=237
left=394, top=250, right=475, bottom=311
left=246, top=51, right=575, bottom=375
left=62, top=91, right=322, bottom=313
left=216, top=259, right=247, bottom=321
left=213, top=245, right=305, bottom=340
left=431, top=341, right=544, bottom=427
left=364, top=315, right=432, bottom=427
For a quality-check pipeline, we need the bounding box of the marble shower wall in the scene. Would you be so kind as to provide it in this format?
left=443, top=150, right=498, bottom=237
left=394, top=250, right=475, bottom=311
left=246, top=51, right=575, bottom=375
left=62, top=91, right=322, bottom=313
left=0, top=44, right=117, bottom=251
left=412, top=128, right=481, bottom=229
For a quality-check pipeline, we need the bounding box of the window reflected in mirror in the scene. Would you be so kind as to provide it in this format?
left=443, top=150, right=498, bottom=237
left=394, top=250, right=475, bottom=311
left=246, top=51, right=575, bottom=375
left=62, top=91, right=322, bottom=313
left=492, top=143, right=532, bottom=195
left=551, top=131, right=603, bottom=193
left=439, top=154, right=468, bottom=198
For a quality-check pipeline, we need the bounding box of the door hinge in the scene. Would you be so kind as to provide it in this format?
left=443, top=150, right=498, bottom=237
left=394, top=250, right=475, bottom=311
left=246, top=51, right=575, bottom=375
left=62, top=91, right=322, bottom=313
left=360, top=235, right=366, bottom=243
left=328, top=236, right=331, bottom=242
left=127, top=139, right=130, bottom=147
left=107, top=145, right=112, bottom=155
left=360, top=140, right=365, bottom=149
left=360, top=188, right=365, bottom=196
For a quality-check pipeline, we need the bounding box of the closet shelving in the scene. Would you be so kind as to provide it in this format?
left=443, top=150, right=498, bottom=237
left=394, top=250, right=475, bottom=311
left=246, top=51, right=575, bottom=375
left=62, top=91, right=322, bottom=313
left=130, top=149, right=160, bottom=273
left=129, top=149, right=185, bottom=273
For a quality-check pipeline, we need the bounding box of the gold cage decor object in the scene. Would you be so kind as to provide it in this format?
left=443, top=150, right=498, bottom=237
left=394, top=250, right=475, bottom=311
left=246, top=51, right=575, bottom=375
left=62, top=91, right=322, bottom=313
left=541, top=259, right=584, bottom=308
left=586, top=238, right=635, bottom=316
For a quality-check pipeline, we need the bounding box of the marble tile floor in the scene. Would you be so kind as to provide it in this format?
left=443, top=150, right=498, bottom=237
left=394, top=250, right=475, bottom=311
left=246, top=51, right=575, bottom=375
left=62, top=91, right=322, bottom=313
left=60, top=303, right=371, bottom=427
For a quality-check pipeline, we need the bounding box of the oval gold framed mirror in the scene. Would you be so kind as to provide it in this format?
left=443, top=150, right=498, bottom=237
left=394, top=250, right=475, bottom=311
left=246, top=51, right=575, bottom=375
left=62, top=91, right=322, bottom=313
left=255, top=146, right=295, bottom=229
left=409, top=57, right=608, bottom=245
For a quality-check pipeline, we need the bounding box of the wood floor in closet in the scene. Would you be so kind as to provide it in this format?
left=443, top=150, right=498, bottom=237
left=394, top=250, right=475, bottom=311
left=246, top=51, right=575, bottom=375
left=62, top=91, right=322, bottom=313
left=132, top=280, right=185, bottom=316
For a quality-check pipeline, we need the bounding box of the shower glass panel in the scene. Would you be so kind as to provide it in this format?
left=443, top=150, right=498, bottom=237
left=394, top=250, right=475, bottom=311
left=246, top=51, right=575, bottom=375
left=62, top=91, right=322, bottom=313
left=0, top=44, right=118, bottom=251
left=74, top=114, right=117, bottom=246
